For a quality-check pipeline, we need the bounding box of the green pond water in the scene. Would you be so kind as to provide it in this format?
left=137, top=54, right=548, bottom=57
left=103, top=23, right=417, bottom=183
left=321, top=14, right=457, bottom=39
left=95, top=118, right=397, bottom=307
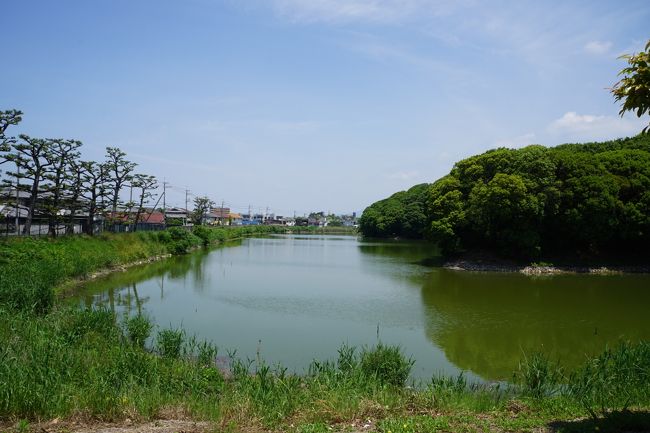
left=71, top=234, right=650, bottom=382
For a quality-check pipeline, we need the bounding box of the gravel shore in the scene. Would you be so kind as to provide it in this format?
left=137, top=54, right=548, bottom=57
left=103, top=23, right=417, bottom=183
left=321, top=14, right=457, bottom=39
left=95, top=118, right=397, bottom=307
left=443, top=259, right=650, bottom=275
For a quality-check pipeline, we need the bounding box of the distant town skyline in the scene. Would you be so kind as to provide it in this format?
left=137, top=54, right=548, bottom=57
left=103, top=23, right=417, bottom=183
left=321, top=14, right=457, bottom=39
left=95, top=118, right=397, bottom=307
left=2, top=0, right=649, bottom=214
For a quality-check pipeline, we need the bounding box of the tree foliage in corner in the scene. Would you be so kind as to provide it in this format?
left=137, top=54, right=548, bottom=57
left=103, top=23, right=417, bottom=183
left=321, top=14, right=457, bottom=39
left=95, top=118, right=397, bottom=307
left=359, top=135, right=650, bottom=260
left=612, top=39, right=650, bottom=133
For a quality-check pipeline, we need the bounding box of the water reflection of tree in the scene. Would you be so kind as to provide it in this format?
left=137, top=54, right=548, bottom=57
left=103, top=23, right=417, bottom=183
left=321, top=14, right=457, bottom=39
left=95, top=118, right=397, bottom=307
left=189, top=250, right=210, bottom=292
left=356, top=242, right=650, bottom=381
left=74, top=251, right=210, bottom=314
left=357, top=240, right=440, bottom=264
left=356, top=241, right=441, bottom=291
left=419, top=270, right=650, bottom=380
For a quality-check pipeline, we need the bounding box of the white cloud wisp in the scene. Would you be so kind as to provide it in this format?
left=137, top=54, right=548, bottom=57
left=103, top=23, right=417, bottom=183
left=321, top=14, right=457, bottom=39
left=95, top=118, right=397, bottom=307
left=548, top=111, right=645, bottom=141
left=268, top=0, right=464, bottom=24
left=584, top=40, right=613, bottom=55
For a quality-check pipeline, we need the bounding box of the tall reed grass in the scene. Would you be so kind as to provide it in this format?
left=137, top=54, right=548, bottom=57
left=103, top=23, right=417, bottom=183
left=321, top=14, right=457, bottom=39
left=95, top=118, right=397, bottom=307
left=514, top=342, right=650, bottom=418
left=0, top=306, right=648, bottom=427
left=0, top=308, right=414, bottom=424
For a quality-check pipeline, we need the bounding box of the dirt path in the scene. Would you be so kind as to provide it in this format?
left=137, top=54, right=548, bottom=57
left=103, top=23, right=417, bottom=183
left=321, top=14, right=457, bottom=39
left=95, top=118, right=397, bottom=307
left=1, top=420, right=211, bottom=433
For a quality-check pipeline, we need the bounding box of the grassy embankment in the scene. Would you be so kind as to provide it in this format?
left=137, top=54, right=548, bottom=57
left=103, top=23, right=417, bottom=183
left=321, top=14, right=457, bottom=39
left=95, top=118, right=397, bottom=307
left=1, top=227, right=649, bottom=432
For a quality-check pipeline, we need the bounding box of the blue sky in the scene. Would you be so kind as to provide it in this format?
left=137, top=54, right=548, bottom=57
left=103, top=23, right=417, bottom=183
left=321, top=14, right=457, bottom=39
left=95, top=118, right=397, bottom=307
left=2, top=0, right=649, bottom=215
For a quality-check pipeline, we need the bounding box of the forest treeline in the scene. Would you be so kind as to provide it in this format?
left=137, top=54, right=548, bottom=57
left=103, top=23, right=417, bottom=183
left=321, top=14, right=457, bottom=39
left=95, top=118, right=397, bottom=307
left=359, top=134, right=650, bottom=259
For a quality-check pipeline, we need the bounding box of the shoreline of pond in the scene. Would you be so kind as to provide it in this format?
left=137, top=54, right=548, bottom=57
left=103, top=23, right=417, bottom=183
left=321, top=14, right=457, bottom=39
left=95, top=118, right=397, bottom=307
left=56, top=252, right=174, bottom=296
left=370, top=237, right=650, bottom=275
left=57, top=229, right=361, bottom=303
left=56, top=233, right=268, bottom=297
left=442, top=257, right=650, bottom=275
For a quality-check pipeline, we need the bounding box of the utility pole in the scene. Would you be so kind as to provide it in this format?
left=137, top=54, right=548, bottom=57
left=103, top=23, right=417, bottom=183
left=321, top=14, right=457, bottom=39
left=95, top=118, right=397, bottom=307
left=185, top=188, right=191, bottom=226
left=162, top=181, right=167, bottom=212
left=162, top=181, right=169, bottom=224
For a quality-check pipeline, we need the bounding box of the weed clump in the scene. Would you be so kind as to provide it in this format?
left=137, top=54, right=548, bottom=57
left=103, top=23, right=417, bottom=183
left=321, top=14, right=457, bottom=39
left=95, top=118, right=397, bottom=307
left=515, top=352, right=563, bottom=398
left=569, top=341, right=650, bottom=418
left=60, top=307, right=117, bottom=344
left=157, top=328, right=185, bottom=359
left=197, top=340, right=218, bottom=366
left=126, top=314, right=154, bottom=348
left=360, top=343, right=414, bottom=387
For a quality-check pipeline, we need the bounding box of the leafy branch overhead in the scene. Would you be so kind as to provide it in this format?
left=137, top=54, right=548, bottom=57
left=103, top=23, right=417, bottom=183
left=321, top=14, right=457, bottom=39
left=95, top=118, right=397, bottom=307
left=612, top=39, right=650, bottom=134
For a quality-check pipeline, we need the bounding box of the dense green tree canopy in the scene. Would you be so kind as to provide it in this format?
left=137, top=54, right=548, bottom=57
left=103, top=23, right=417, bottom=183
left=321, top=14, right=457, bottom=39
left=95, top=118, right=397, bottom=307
left=359, top=134, right=650, bottom=259
left=359, top=183, right=429, bottom=238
